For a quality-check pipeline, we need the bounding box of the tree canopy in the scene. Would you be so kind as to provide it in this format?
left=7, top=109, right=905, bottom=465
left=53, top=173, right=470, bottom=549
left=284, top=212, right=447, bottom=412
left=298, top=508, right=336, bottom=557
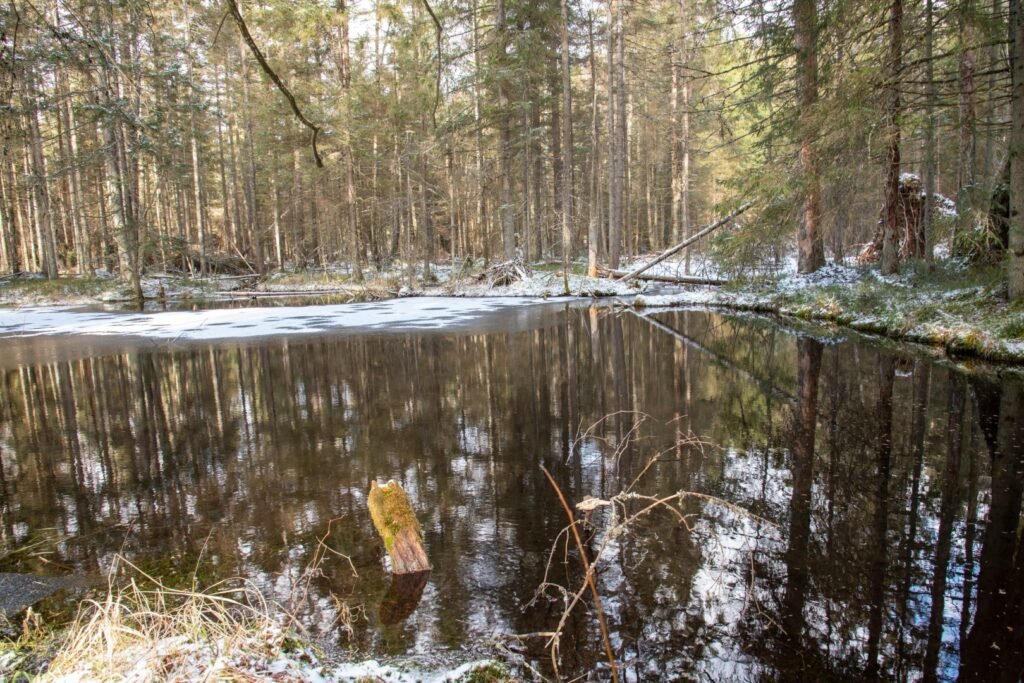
left=1, top=0, right=1020, bottom=297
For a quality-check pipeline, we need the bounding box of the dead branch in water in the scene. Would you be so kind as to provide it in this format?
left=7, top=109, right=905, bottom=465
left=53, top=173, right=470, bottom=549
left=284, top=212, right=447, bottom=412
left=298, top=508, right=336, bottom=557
left=524, top=415, right=766, bottom=680
left=540, top=465, right=619, bottom=683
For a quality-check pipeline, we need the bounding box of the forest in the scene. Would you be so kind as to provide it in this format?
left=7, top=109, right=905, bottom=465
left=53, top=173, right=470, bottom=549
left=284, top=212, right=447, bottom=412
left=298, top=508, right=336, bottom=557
left=2, top=0, right=1022, bottom=302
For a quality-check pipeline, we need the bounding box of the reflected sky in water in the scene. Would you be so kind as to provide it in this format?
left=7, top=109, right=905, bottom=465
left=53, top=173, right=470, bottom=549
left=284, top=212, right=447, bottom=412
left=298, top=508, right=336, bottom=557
left=0, top=304, right=1021, bottom=681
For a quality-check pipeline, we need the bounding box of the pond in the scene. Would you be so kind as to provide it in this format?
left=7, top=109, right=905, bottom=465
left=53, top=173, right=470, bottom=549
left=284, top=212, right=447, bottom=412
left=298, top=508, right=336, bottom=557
left=0, top=301, right=1022, bottom=682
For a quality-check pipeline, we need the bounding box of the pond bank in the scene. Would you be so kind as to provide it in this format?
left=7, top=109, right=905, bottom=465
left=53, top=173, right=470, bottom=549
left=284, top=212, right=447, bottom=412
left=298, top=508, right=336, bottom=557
left=2, top=259, right=1022, bottom=364
left=634, top=261, right=1024, bottom=365
left=1, top=579, right=511, bottom=682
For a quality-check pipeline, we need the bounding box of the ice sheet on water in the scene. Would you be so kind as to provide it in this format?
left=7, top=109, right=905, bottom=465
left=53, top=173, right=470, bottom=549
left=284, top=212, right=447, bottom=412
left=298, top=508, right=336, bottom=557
left=0, top=297, right=550, bottom=341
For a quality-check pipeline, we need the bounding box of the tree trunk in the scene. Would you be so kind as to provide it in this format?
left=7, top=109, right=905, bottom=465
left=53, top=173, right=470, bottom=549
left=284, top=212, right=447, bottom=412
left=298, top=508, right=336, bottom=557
left=240, top=40, right=265, bottom=275
left=337, top=0, right=364, bottom=282
left=586, top=13, right=600, bottom=276
left=794, top=0, right=824, bottom=273
left=958, top=0, right=978, bottom=247
left=23, top=81, right=58, bottom=279
left=616, top=3, right=628, bottom=263
left=496, top=0, right=515, bottom=260
left=1010, top=0, right=1024, bottom=299
left=560, top=0, right=574, bottom=293
left=215, top=66, right=236, bottom=257
left=923, top=0, right=936, bottom=264
left=471, top=0, right=488, bottom=264
left=190, top=117, right=207, bottom=276
left=881, top=0, right=903, bottom=276
left=0, top=160, right=17, bottom=273
left=607, top=0, right=622, bottom=268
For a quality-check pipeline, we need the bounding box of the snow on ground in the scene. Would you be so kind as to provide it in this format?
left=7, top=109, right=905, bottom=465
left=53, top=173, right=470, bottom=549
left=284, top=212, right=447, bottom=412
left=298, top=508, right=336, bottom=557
left=618, top=251, right=727, bottom=280
left=773, top=262, right=869, bottom=293
left=452, top=270, right=641, bottom=297
left=0, top=296, right=552, bottom=341
left=260, top=655, right=502, bottom=683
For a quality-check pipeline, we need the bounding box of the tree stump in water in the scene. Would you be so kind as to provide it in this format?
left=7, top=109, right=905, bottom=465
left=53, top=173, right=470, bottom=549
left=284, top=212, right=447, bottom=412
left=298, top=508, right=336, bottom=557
left=368, top=480, right=431, bottom=574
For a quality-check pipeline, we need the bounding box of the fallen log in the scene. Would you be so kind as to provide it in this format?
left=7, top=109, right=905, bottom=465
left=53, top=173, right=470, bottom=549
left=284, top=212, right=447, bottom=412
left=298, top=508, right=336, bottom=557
left=616, top=203, right=752, bottom=282
left=601, top=269, right=726, bottom=286
left=368, top=480, right=431, bottom=575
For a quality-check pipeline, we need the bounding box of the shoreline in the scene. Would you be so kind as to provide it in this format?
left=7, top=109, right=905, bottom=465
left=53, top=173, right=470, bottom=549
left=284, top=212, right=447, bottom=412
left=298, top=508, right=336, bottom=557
left=2, top=259, right=1022, bottom=366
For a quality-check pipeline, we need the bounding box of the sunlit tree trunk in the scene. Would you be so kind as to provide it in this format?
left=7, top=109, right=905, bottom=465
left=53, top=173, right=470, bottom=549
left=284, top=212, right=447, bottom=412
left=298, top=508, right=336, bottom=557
left=23, top=79, right=58, bottom=279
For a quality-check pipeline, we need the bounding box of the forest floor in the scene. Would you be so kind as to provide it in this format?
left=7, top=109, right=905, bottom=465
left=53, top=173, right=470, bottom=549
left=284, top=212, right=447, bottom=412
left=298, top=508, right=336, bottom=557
left=1, top=254, right=1021, bottom=363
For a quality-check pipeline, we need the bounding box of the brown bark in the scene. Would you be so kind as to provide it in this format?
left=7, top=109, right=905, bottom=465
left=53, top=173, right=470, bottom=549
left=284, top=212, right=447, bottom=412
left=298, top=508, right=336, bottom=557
left=881, top=0, right=903, bottom=276
left=559, top=0, right=574, bottom=294
left=1010, top=0, right=1024, bottom=299
left=794, top=0, right=824, bottom=273
left=586, top=13, right=600, bottom=276
left=496, top=0, right=515, bottom=260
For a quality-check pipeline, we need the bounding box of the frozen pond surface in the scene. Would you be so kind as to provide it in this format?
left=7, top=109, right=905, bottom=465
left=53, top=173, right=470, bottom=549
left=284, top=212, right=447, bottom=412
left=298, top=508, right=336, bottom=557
left=0, top=301, right=1022, bottom=681
left=0, top=296, right=558, bottom=341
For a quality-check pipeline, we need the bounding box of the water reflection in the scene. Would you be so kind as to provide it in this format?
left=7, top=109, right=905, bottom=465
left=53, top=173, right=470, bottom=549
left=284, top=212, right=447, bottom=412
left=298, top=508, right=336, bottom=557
left=0, top=306, right=1021, bottom=681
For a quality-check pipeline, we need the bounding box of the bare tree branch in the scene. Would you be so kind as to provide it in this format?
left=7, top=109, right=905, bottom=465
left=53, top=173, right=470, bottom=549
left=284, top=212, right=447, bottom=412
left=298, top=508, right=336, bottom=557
left=421, top=0, right=443, bottom=128
left=226, top=0, right=324, bottom=168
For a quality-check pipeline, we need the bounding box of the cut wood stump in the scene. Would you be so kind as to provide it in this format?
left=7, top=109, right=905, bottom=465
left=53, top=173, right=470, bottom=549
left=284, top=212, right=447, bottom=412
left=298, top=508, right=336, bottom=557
left=368, top=480, right=431, bottom=574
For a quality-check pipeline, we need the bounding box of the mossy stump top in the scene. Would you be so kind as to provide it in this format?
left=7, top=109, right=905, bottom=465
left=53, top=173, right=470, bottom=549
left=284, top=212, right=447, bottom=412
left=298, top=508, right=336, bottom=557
left=368, top=480, right=431, bottom=574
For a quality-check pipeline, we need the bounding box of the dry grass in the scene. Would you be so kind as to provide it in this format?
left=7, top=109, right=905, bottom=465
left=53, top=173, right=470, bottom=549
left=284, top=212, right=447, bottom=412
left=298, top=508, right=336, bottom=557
left=39, top=557, right=317, bottom=682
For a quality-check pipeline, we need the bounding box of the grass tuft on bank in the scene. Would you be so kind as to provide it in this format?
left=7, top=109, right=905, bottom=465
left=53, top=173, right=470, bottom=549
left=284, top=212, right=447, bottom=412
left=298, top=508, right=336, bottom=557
left=0, top=558, right=513, bottom=682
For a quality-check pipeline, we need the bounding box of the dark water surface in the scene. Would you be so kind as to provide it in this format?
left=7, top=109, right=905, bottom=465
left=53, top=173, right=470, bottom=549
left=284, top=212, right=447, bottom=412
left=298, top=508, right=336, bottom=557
left=1, top=304, right=1022, bottom=681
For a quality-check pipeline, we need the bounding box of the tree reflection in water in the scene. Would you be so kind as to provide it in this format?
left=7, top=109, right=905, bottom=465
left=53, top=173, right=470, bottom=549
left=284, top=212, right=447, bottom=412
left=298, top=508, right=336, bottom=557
left=0, top=306, right=1021, bottom=681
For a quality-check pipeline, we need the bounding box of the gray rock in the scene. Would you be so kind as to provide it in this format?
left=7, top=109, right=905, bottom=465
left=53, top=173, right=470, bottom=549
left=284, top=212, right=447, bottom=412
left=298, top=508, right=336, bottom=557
left=0, top=573, right=80, bottom=617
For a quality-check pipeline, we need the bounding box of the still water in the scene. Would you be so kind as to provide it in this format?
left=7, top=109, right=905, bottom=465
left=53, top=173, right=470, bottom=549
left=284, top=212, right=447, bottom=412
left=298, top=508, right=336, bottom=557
left=1, top=304, right=1022, bottom=681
